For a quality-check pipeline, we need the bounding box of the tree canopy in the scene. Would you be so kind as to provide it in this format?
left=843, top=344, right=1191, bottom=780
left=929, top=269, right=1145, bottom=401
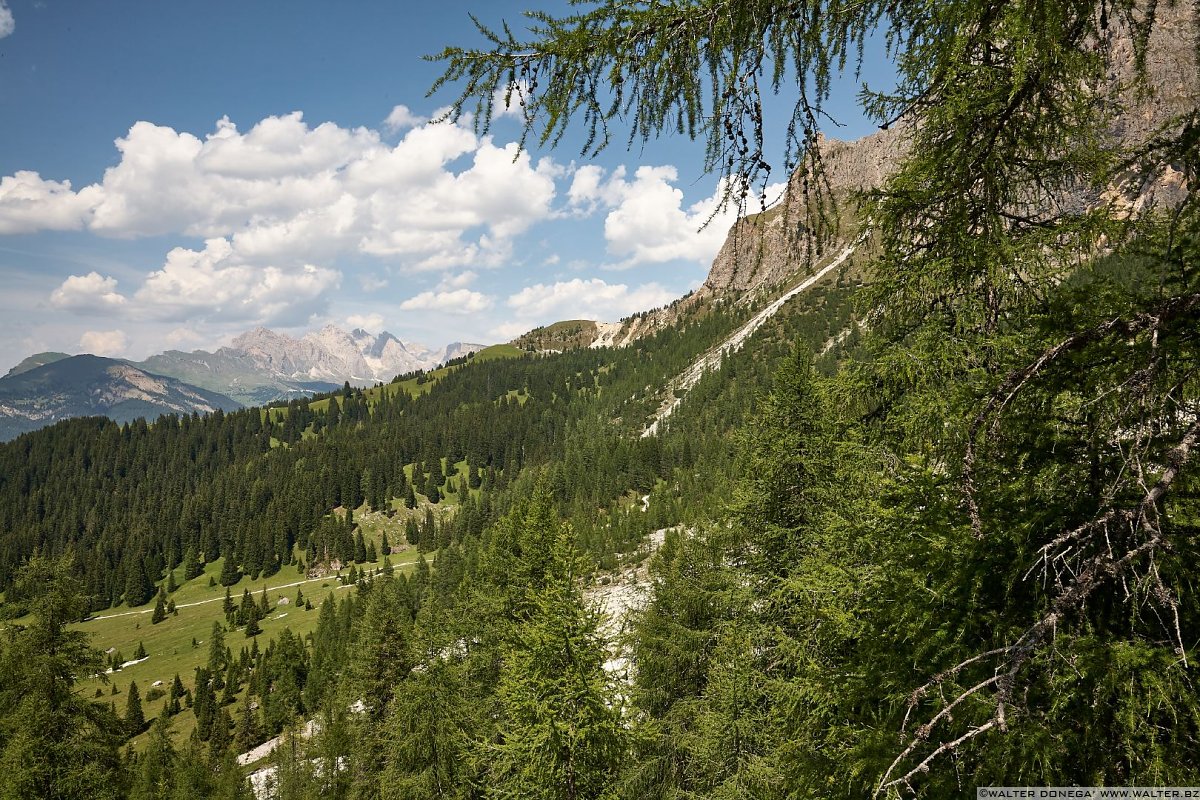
left=433, top=0, right=1200, bottom=794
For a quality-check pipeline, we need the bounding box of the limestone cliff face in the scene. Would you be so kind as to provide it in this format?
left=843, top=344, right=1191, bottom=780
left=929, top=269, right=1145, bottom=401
left=702, top=1, right=1198, bottom=297
left=702, top=125, right=910, bottom=295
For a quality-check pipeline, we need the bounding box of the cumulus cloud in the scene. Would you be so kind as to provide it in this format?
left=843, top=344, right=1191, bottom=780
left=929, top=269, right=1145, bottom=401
left=507, top=278, right=675, bottom=321
left=8, top=111, right=579, bottom=328
left=400, top=289, right=494, bottom=314
left=132, top=238, right=341, bottom=325
left=0, top=171, right=98, bottom=234
left=0, top=1, right=13, bottom=39
left=165, top=326, right=207, bottom=348
left=50, top=272, right=128, bottom=313
left=4, top=111, right=562, bottom=272
left=437, top=270, right=477, bottom=290
left=346, top=312, right=385, bottom=331
left=384, top=104, right=425, bottom=132
left=568, top=164, right=784, bottom=268
left=80, top=329, right=128, bottom=357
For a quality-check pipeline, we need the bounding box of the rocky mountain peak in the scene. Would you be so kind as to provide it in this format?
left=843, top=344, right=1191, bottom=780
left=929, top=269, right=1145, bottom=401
left=701, top=3, right=1198, bottom=296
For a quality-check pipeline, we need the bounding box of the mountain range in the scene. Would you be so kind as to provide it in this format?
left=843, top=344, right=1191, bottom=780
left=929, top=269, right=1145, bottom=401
left=0, top=354, right=242, bottom=441
left=0, top=326, right=489, bottom=440
left=140, top=325, right=488, bottom=405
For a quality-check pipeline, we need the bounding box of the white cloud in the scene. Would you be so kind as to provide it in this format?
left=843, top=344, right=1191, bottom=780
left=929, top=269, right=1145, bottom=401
left=507, top=278, right=675, bottom=321
left=489, top=320, right=532, bottom=341
left=49, top=272, right=128, bottom=313
left=80, top=329, right=128, bottom=357
left=132, top=238, right=341, bottom=325
left=400, top=289, right=494, bottom=314
left=0, top=171, right=98, bottom=234
left=384, top=104, right=425, bottom=133
left=3, top=112, right=563, bottom=273
left=568, top=165, right=784, bottom=268
left=0, top=1, right=13, bottom=38
left=437, top=270, right=477, bottom=290
left=346, top=312, right=385, bottom=331
left=165, top=326, right=206, bottom=348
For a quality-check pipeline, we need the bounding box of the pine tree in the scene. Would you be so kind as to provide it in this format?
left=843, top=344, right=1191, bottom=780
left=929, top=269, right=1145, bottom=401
left=424, top=472, right=441, bottom=504
left=0, top=554, right=125, bottom=799
left=218, top=547, right=241, bottom=587
left=347, top=576, right=412, bottom=796
left=193, top=669, right=215, bottom=741
left=234, top=694, right=261, bottom=753
left=207, top=622, right=228, bottom=674
left=125, top=680, right=146, bottom=736
left=488, top=521, right=624, bottom=799
left=124, top=559, right=154, bottom=607
left=133, top=640, right=147, bottom=659
left=244, top=605, right=262, bottom=638
left=151, top=591, right=167, bottom=624
left=183, top=546, right=204, bottom=581
left=129, top=716, right=176, bottom=800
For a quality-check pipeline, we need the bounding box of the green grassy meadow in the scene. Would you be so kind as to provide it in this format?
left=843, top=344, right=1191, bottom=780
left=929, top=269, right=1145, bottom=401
left=73, top=517, right=433, bottom=750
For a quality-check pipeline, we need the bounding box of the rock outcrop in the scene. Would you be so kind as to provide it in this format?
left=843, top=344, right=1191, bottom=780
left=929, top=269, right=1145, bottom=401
left=703, top=2, right=1198, bottom=297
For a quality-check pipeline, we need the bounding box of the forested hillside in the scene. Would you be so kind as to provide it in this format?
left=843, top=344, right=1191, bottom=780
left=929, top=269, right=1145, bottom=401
left=1, top=0, right=1197, bottom=798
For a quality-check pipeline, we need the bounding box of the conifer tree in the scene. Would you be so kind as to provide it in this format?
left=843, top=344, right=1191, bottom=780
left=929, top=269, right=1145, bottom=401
left=207, top=621, right=228, bottom=675
left=125, top=680, right=146, bottom=736
left=151, top=591, right=167, bottom=624
left=424, top=472, right=441, bottom=504
left=124, top=559, right=154, bottom=607
left=218, top=547, right=240, bottom=587
left=488, top=518, right=624, bottom=799
left=129, top=716, right=176, bottom=800
left=193, top=668, right=216, bottom=741
left=244, top=605, right=262, bottom=638
left=0, top=553, right=125, bottom=799
left=183, top=546, right=204, bottom=581
left=347, top=576, right=412, bottom=797
left=234, top=693, right=261, bottom=753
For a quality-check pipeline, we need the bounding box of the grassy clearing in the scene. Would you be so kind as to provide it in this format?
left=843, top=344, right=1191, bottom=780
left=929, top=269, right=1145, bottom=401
left=73, top=532, right=430, bottom=749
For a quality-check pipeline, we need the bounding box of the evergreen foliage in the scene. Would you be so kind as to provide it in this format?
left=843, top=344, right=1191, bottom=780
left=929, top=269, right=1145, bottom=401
left=0, top=3, right=1195, bottom=797
left=0, top=554, right=126, bottom=799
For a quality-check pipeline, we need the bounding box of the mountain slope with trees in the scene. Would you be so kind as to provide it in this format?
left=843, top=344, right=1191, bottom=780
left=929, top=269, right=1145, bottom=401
left=0, top=0, right=1197, bottom=797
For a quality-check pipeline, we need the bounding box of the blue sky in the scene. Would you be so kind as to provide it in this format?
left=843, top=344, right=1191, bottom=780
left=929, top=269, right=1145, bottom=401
left=0, top=0, right=891, bottom=372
